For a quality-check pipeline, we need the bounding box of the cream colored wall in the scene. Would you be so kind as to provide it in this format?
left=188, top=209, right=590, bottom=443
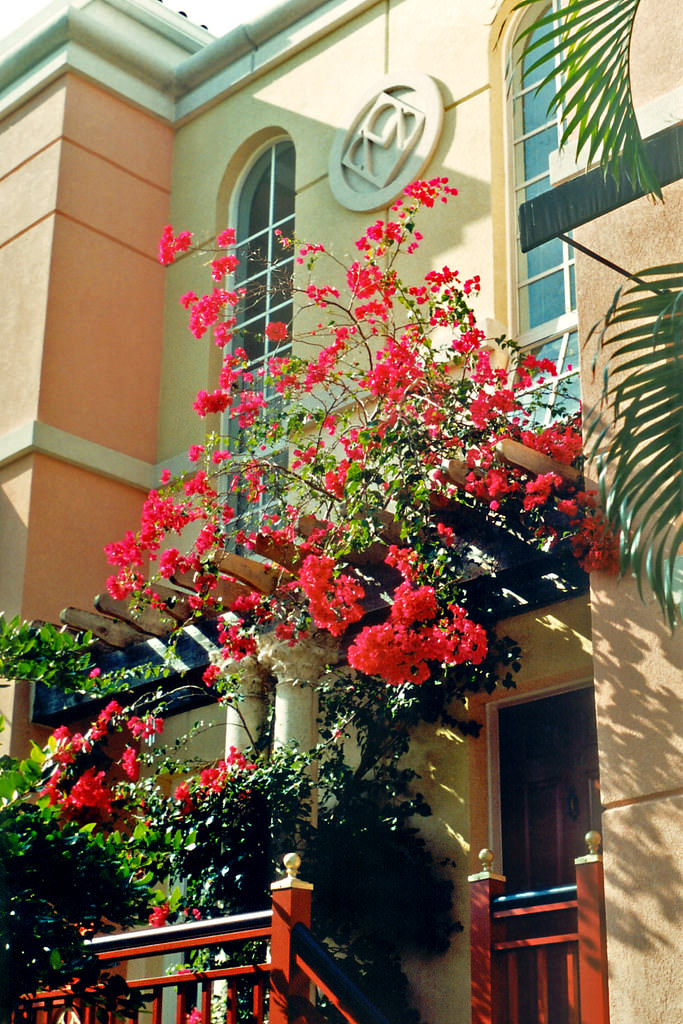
left=575, top=179, right=683, bottom=1024
left=158, top=0, right=504, bottom=463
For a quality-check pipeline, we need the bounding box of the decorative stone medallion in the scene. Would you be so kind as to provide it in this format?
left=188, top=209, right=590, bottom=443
left=329, top=73, right=444, bottom=212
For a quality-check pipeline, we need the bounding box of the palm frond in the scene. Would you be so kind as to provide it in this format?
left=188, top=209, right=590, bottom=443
left=516, top=0, right=662, bottom=199
left=587, top=265, right=683, bottom=625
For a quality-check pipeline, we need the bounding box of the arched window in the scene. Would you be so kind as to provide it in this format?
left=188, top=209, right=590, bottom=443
left=511, top=9, right=579, bottom=425
left=231, top=139, right=296, bottom=530
left=235, top=140, right=296, bottom=374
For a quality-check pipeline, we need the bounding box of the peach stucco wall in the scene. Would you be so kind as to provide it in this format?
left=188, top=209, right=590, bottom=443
left=20, top=454, right=152, bottom=623
left=0, top=73, right=173, bottom=623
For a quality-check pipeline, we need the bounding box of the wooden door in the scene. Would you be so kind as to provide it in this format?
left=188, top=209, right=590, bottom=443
left=498, top=687, right=601, bottom=893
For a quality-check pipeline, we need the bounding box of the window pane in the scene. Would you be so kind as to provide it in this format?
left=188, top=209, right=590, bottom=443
left=231, top=141, right=296, bottom=537
left=522, top=235, right=563, bottom=281
left=523, top=125, right=557, bottom=181
left=522, top=24, right=555, bottom=87
left=564, top=331, right=578, bottom=371
left=521, top=78, right=556, bottom=134
left=273, top=142, right=296, bottom=223
left=524, top=176, right=550, bottom=201
left=521, top=270, right=566, bottom=330
left=535, top=335, right=563, bottom=364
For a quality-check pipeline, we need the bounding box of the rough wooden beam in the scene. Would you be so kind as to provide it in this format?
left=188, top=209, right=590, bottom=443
left=298, top=512, right=399, bottom=562
left=217, top=552, right=291, bottom=594
left=495, top=439, right=581, bottom=485
left=251, top=533, right=302, bottom=571
left=212, top=577, right=255, bottom=607
left=170, top=569, right=253, bottom=608
left=60, top=607, right=144, bottom=648
left=142, top=583, right=196, bottom=622
left=94, top=593, right=176, bottom=638
left=444, top=458, right=471, bottom=488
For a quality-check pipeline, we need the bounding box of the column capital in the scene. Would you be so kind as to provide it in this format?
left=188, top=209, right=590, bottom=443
left=257, top=633, right=339, bottom=686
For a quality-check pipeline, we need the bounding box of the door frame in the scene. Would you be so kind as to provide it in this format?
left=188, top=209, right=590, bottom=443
left=486, top=678, right=594, bottom=881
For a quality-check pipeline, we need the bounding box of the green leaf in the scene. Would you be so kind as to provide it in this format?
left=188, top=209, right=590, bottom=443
left=515, top=0, right=661, bottom=199
left=586, top=263, right=683, bottom=625
left=0, top=770, right=25, bottom=801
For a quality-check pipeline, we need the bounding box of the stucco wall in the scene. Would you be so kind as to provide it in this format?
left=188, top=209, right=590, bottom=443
left=575, top=178, right=683, bottom=1024
left=0, top=72, right=173, bottom=623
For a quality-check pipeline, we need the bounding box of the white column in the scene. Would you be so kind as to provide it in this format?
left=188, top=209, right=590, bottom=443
left=256, top=634, right=339, bottom=751
left=208, top=652, right=269, bottom=756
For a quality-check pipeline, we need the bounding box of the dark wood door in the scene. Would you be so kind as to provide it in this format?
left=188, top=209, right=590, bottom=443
left=498, top=687, right=601, bottom=893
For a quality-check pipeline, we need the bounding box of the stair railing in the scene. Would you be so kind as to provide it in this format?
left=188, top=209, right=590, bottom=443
left=15, top=853, right=395, bottom=1024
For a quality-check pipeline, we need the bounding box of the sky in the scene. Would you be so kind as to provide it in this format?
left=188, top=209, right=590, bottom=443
left=0, top=0, right=276, bottom=43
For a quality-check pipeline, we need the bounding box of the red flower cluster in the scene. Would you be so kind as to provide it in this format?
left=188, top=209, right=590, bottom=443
left=217, top=620, right=258, bottom=661
left=127, top=715, right=164, bottom=740
left=298, top=554, right=365, bottom=637
left=148, top=902, right=170, bottom=928
left=348, top=580, right=487, bottom=686
left=121, top=747, right=140, bottom=781
left=158, top=225, right=192, bottom=265
left=265, top=321, right=288, bottom=342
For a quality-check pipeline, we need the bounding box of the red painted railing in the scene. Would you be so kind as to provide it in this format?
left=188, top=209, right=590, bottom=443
left=470, top=834, right=609, bottom=1024
left=16, top=910, right=273, bottom=1024
left=15, top=854, right=393, bottom=1024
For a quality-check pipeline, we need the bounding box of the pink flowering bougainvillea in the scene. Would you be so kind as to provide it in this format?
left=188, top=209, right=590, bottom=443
left=107, top=178, right=616, bottom=692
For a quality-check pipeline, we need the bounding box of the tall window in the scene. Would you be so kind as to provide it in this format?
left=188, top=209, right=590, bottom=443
left=511, top=9, right=580, bottom=425
left=235, top=140, right=296, bottom=372
left=232, top=140, right=296, bottom=531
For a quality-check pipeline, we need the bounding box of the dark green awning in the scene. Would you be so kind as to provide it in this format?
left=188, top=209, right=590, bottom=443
left=519, top=122, right=683, bottom=252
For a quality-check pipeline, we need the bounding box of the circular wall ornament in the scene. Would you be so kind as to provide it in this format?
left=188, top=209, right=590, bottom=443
left=328, top=73, right=444, bottom=212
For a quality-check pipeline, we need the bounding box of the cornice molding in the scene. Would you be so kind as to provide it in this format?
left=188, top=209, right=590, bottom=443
left=0, top=420, right=154, bottom=491
left=0, top=0, right=381, bottom=124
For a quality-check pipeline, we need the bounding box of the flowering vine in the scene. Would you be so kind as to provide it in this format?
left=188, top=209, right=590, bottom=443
left=108, top=177, right=617, bottom=695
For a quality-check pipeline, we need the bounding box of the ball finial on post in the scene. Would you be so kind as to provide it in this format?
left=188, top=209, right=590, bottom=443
left=283, top=851, right=302, bottom=879
left=478, top=848, right=495, bottom=874
left=585, top=830, right=602, bottom=856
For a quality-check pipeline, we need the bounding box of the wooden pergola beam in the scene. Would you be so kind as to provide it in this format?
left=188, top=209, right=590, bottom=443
left=444, top=442, right=581, bottom=490
left=60, top=607, right=145, bottom=648
left=495, top=439, right=580, bottom=485
left=94, top=593, right=176, bottom=637
left=170, top=569, right=253, bottom=608
left=217, top=552, right=291, bottom=594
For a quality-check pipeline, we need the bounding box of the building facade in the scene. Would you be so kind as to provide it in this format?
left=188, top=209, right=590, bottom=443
left=0, top=1, right=681, bottom=1022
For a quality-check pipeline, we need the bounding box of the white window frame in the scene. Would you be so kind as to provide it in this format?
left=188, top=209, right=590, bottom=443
left=504, top=3, right=581, bottom=427
left=225, top=138, right=296, bottom=535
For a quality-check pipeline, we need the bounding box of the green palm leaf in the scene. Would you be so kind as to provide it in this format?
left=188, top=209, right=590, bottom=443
left=516, top=0, right=662, bottom=198
left=587, top=265, right=683, bottom=625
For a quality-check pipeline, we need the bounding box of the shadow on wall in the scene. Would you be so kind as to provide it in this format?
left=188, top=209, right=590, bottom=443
left=0, top=465, right=30, bottom=620
left=590, top=576, right=683, bottom=960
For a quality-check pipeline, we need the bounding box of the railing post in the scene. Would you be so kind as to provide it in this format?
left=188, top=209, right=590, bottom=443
left=469, top=848, right=506, bottom=1024
left=270, top=852, right=314, bottom=1024
left=575, top=831, right=610, bottom=1024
